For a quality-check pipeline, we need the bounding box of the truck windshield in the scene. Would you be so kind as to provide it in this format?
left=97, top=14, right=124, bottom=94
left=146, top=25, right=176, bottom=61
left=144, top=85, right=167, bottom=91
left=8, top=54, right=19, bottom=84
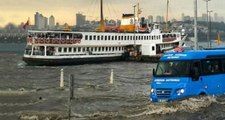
left=155, top=61, right=191, bottom=77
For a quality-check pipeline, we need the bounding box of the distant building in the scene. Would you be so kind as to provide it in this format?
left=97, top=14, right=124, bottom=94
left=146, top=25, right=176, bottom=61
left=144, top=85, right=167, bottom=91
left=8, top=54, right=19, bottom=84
left=35, top=12, right=40, bottom=29
left=183, top=16, right=191, bottom=21
left=202, top=13, right=207, bottom=22
left=49, top=15, right=55, bottom=30
left=76, top=13, right=86, bottom=27
left=156, top=16, right=164, bottom=23
left=181, top=13, right=185, bottom=21
left=34, top=12, right=48, bottom=30
left=147, top=15, right=153, bottom=23
left=214, top=13, right=218, bottom=22
left=44, top=17, right=48, bottom=28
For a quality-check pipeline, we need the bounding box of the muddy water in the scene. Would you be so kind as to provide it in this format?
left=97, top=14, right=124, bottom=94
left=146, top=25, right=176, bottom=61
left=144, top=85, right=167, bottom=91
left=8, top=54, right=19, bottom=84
left=0, top=53, right=225, bottom=120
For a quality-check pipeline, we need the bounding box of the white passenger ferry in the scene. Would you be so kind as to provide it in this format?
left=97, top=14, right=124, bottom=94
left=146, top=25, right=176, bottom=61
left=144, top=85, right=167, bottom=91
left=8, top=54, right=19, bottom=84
left=23, top=26, right=185, bottom=65
left=22, top=0, right=186, bottom=65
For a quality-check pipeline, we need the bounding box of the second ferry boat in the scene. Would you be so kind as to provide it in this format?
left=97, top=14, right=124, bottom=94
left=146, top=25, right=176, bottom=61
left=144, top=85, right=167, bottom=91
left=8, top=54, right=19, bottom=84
left=23, top=0, right=186, bottom=65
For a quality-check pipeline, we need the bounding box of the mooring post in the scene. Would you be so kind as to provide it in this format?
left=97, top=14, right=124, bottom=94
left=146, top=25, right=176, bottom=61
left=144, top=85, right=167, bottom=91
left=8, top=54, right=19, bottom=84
left=60, top=69, right=64, bottom=88
left=68, top=74, right=74, bottom=120
left=109, top=69, right=114, bottom=84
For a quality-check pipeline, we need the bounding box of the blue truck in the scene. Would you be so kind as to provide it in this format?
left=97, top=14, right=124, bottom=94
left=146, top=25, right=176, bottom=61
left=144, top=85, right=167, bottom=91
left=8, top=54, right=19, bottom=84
left=150, top=49, right=225, bottom=102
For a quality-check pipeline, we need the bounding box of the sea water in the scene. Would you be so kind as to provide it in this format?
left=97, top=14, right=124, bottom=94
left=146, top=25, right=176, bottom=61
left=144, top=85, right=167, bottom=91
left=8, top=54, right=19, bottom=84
left=0, top=42, right=225, bottom=120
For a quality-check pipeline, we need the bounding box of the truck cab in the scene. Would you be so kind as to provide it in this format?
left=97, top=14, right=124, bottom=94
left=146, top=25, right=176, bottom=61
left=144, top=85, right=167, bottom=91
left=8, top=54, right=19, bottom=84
left=150, top=49, right=225, bottom=102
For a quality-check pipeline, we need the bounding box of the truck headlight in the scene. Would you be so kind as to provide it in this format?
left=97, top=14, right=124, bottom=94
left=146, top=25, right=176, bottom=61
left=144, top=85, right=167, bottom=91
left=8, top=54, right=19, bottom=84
left=176, top=88, right=185, bottom=96
left=150, top=88, right=155, bottom=95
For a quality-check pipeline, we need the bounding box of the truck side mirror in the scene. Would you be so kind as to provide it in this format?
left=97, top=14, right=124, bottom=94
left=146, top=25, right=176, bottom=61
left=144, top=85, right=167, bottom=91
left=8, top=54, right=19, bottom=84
left=153, top=68, right=156, bottom=76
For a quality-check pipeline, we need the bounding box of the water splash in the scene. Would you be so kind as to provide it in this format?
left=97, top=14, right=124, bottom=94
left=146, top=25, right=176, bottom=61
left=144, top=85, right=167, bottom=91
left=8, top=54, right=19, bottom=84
left=126, top=96, right=217, bottom=118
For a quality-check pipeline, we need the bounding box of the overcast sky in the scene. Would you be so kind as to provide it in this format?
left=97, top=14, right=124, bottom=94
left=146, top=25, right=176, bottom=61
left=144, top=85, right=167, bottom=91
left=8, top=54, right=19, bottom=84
left=0, top=0, right=224, bottom=27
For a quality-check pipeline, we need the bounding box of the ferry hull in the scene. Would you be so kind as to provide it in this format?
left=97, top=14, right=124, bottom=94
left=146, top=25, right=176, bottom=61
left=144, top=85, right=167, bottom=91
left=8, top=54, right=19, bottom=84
left=23, top=56, right=123, bottom=66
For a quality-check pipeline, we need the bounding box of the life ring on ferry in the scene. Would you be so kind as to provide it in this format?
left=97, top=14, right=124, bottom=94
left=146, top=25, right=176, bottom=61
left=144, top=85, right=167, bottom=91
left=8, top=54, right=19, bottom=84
left=40, top=38, right=44, bottom=43
left=77, top=39, right=81, bottom=43
left=46, top=39, right=50, bottom=43
left=52, top=39, right=56, bottom=44
left=57, top=39, right=61, bottom=44
left=70, top=39, right=73, bottom=44
left=66, top=39, right=70, bottom=44
left=35, top=39, right=38, bottom=43
left=61, top=39, right=66, bottom=44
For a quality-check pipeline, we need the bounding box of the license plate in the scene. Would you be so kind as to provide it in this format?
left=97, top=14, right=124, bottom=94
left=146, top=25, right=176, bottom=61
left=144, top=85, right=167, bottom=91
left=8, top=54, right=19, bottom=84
left=158, top=99, right=168, bottom=102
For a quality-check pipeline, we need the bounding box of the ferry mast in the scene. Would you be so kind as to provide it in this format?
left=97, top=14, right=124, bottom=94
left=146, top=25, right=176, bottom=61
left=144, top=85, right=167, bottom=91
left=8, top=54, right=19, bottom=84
left=99, top=0, right=105, bottom=32
left=165, top=0, right=169, bottom=32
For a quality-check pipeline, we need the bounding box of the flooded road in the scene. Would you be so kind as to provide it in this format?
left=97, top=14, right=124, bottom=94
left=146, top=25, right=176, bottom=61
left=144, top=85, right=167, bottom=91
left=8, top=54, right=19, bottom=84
left=0, top=53, right=225, bottom=120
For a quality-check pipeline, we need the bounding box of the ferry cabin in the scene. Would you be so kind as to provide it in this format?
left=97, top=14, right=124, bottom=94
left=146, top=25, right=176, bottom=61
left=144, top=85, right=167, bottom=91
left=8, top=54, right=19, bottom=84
left=150, top=49, right=225, bottom=102
left=23, top=30, right=182, bottom=65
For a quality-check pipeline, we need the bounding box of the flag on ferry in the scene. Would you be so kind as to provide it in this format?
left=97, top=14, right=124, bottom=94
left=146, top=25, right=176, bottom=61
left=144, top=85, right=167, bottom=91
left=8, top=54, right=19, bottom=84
left=23, top=18, right=30, bottom=29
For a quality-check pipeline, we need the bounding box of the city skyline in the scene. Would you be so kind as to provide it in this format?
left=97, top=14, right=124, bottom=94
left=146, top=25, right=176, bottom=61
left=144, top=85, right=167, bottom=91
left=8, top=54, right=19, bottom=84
left=1, top=0, right=225, bottom=27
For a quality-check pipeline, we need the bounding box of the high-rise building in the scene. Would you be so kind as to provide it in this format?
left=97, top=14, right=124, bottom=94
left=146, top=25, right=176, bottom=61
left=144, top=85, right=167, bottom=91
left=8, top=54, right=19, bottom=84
left=44, top=17, right=48, bottom=28
left=49, top=15, right=55, bottom=30
left=202, top=13, right=207, bottom=21
left=147, top=15, right=153, bottom=23
left=76, top=13, right=86, bottom=26
left=181, top=13, right=185, bottom=21
left=35, top=12, right=40, bottom=29
left=34, top=12, right=48, bottom=30
left=156, top=16, right=162, bottom=23
left=156, top=16, right=164, bottom=23
left=214, top=13, right=218, bottom=22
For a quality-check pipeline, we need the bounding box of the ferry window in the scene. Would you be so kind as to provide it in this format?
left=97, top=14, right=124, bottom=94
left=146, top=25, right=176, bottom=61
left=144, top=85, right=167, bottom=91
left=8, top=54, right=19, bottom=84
left=136, top=36, right=138, bottom=40
left=202, top=60, right=221, bottom=74
left=141, top=36, right=143, bottom=40
left=89, top=36, right=92, bottom=40
left=112, top=47, right=115, bottom=51
left=109, top=47, right=111, bottom=51
left=115, top=36, right=117, bottom=40
left=78, top=47, right=81, bottom=52
left=112, top=36, right=114, bottom=40
left=133, top=36, right=135, bottom=40
left=101, top=35, right=103, bottom=40
left=74, top=48, right=77, bottom=52
left=116, top=47, right=118, bottom=51
left=93, top=35, right=96, bottom=40
left=124, top=36, right=126, bottom=40
left=118, top=36, right=121, bottom=40
left=106, top=47, right=108, bottom=51
left=105, top=36, right=107, bottom=40
left=85, top=35, right=88, bottom=40
left=121, top=36, right=123, bottom=40
left=95, top=47, right=97, bottom=51
left=58, top=47, right=62, bottom=52
left=102, top=47, right=105, bottom=51
left=152, top=36, right=154, bottom=40
left=144, top=36, right=146, bottom=40
left=64, top=48, right=67, bottom=52
left=130, top=36, right=132, bottom=40
left=97, top=36, right=100, bottom=40
left=152, top=46, right=155, bottom=51
left=108, top=36, right=110, bottom=40
left=98, top=47, right=101, bottom=52
left=68, top=47, right=72, bottom=52
left=82, top=47, right=85, bottom=52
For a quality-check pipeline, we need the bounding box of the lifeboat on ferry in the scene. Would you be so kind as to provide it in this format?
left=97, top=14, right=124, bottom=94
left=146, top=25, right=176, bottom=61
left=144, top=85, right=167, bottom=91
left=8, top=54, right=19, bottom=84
left=104, top=26, right=119, bottom=32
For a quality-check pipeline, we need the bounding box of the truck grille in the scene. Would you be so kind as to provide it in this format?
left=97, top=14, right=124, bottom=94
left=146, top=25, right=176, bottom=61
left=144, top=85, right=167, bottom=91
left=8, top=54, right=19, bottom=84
left=156, top=88, right=172, bottom=97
